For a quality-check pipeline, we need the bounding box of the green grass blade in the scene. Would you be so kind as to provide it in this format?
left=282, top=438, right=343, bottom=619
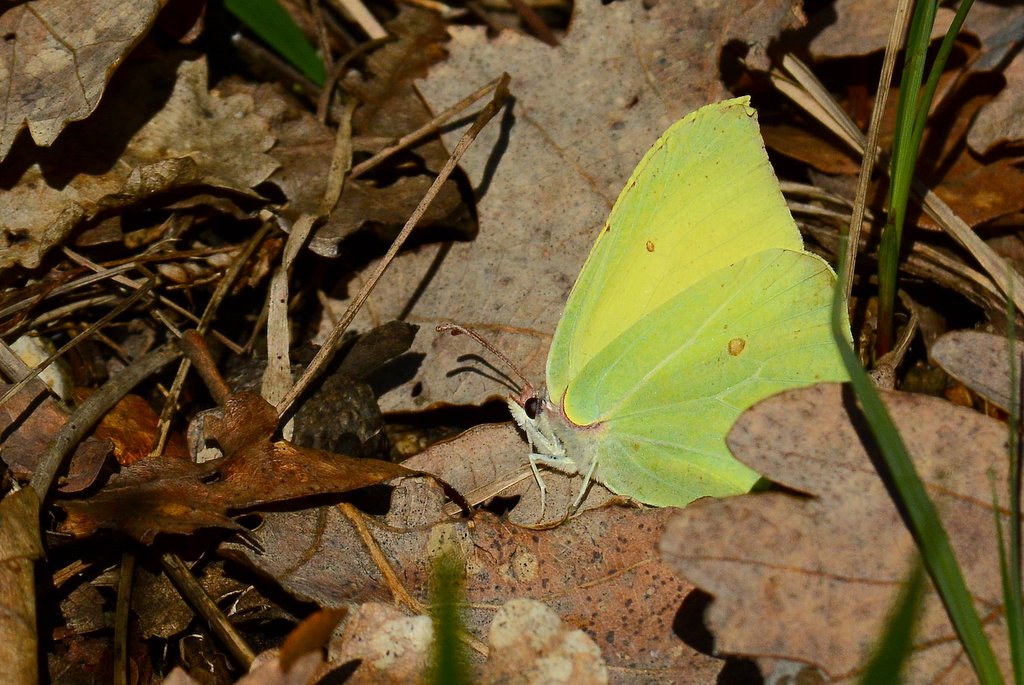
left=993, top=471, right=1023, bottom=685
left=832, top=236, right=1004, bottom=684
left=1004, top=288, right=1024, bottom=684
left=426, top=546, right=472, bottom=685
left=860, top=558, right=927, bottom=685
left=877, top=0, right=938, bottom=354
left=225, top=0, right=327, bottom=85
left=910, top=0, right=975, bottom=148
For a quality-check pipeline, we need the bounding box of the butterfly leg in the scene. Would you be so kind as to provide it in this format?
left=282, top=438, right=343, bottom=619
left=527, top=452, right=548, bottom=520
left=571, top=455, right=600, bottom=512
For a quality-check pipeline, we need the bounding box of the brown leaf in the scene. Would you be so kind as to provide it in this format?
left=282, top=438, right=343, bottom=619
left=0, top=381, right=113, bottom=493
left=74, top=390, right=191, bottom=466
left=222, top=480, right=724, bottom=683
left=762, top=122, right=861, bottom=175
left=660, top=383, right=1013, bottom=682
left=0, top=489, right=44, bottom=685
left=279, top=608, right=348, bottom=673
left=931, top=330, right=1019, bottom=411
left=0, top=0, right=166, bottom=161
left=59, top=392, right=416, bottom=543
left=807, top=0, right=956, bottom=58
left=0, top=54, right=277, bottom=269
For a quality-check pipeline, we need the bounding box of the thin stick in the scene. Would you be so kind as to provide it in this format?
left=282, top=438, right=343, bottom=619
left=61, top=248, right=244, bottom=354
left=160, top=553, right=256, bottom=671
left=0, top=277, right=155, bottom=409
left=351, top=76, right=504, bottom=178
left=277, top=73, right=512, bottom=419
left=842, top=0, right=912, bottom=301
left=150, top=222, right=273, bottom=456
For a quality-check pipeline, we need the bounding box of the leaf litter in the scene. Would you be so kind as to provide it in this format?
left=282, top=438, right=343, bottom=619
left=0, top=0, right=1023, bottom=683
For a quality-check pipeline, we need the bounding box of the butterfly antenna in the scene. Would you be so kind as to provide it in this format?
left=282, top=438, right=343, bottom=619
left=436, top=323, right=536, bottom=400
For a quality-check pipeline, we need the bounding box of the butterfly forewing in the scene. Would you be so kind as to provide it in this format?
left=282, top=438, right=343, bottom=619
left=546, top=97, right=806, bottom=400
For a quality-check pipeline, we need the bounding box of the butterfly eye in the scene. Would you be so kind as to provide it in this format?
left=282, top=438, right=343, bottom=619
left=524, top=397, right=540, bottom=419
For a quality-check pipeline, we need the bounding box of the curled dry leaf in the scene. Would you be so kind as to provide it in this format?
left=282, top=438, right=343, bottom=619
left=931, top=329, right=1020, bottom=412
left=660, top=383, right=1013, bottom=682
left=59, top=392, right=415, bottom=543
left=0, top=380, right=113, bottom=493
left=222, top=476, right=723, bottom=683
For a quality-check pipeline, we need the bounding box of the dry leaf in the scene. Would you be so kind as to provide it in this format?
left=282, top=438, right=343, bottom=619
left=222, top=478, right=724, bottom=683
left=0, top=54, right=277, bottom=270
left=0, top=0, right=165, bottom=161
left=59, top=392, right=415, bottom=542
left=0, top=380, right=113, bottom=493
left=0, top=489, right=44, bottom=685
left=73, top=390, right=191, bottom=466
left=806, top=0, right=956, bottom=58
left=323, top=0, right=805, bottom=411
left=931, top=329, right=1020, bottom=411
left=968, top=50, right=1024, bottom=153
left=660, top=383, right=1013, bottom=682
left=761, top=122, right=861, bottom=175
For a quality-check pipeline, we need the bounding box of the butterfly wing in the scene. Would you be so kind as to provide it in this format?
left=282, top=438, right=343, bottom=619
left=546, top=97, right=807, bottom=399
left=557, top=248, right=849, bottom=506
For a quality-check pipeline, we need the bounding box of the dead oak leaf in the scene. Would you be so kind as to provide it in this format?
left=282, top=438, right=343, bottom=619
left=59, top=392, right=414, bottom=543
left=222, top=478, right=724, bottom=683
left=660, top=383, right=1013, bottom=683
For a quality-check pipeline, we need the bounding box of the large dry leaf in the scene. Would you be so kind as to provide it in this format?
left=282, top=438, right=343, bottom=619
left=222, top=478, right=724, bottom=683
left=0, top=54, right=277, bottom=270
left=660, top=383, right=1013, bottom=683
left=322, top=0, right=804, bottom=411
left=0, top=0, right=166, bottom=161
